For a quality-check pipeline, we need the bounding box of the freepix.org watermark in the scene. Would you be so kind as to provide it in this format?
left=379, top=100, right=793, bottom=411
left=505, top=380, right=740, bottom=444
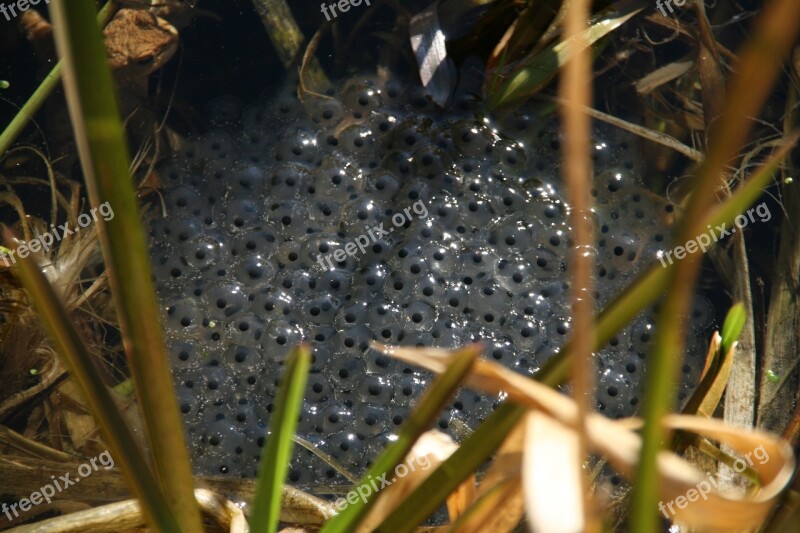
left=2, top=450, right=115, bottom=523
left=320, top=0, right=371, bottom=21
left=657, top=202, right=771, bottom=268
left=655, top=0, right=695, bottom=17
left=0, top=201, right=114, bottom=267
left=315, top=199, right=429, bottom=271
left=0, top=0, right=49, bottom=22
left=333, top=455, right=432, bottom=512
left=658, top=444, right=769, bottom=518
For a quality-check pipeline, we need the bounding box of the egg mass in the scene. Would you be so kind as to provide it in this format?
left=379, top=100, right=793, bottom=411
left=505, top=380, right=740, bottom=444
left=149, top=74, right=712, bottom=479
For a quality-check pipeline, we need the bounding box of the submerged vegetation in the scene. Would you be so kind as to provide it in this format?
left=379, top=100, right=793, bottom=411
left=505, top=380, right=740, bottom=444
left=0, top=0, right=799, bottom=531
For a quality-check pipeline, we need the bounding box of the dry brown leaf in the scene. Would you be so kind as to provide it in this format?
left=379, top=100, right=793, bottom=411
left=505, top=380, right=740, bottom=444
left=373, top=343, right=796, bottom=531
left=53, top=380, right=98, bottom=452
left=634, top=58, right=694, bottom=94
left=445, top=469, right=476, bottom=524
left=48, top=380, right=148, bottom=457
left=476, top=418, right=525, bottom=498
left=447, top=475, right=520, bottom=533
left=357, top=430, right=462, bottom=533
left=692, top=332, right=736, bottom=418
left=449, top=417, right=526, bottom=532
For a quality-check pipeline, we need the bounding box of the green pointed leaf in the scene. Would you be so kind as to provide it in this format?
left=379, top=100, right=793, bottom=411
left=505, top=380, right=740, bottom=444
left=487, top=6, right=641, bottom=109
left=250, top=344, right=311, bottom=533
left=720, top=302, right=747, bottom=355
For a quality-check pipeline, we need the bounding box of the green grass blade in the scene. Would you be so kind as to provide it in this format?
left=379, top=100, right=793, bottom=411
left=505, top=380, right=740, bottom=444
left=2, top=228, right=180, bottom=532
left=370, top=135, right=794, bottom=529
left=48, top=1, right=202, bottom=530
left=0, top=64, right=63, bottom=159
left=0, top=1, right=114, bottom=158
left=320, top=345, right=478, bottom=533
left=250, top=344, right=311, bottom=533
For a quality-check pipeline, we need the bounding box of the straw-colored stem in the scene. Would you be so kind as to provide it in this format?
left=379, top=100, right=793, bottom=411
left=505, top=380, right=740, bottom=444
left=560, top=0, right=595, bottom=529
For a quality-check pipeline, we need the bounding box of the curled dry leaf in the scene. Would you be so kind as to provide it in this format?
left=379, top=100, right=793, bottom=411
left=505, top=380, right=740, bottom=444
left=371, top=342, right=796, bottom=531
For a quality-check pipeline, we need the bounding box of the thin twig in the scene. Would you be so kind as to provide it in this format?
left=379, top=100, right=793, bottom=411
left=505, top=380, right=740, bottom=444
left=540, top=95, right=704, bottom=161
left=292, top=434, right=359, bottom=483
left=0, top=358, right=67, bottom=421
left=3, top=489, right=247, bottom=533
left=0, top=424, right=74, bottom=462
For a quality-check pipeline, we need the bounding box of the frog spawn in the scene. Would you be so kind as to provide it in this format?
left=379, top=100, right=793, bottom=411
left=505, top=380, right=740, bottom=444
left=149, top=75, right=711, bottom=479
